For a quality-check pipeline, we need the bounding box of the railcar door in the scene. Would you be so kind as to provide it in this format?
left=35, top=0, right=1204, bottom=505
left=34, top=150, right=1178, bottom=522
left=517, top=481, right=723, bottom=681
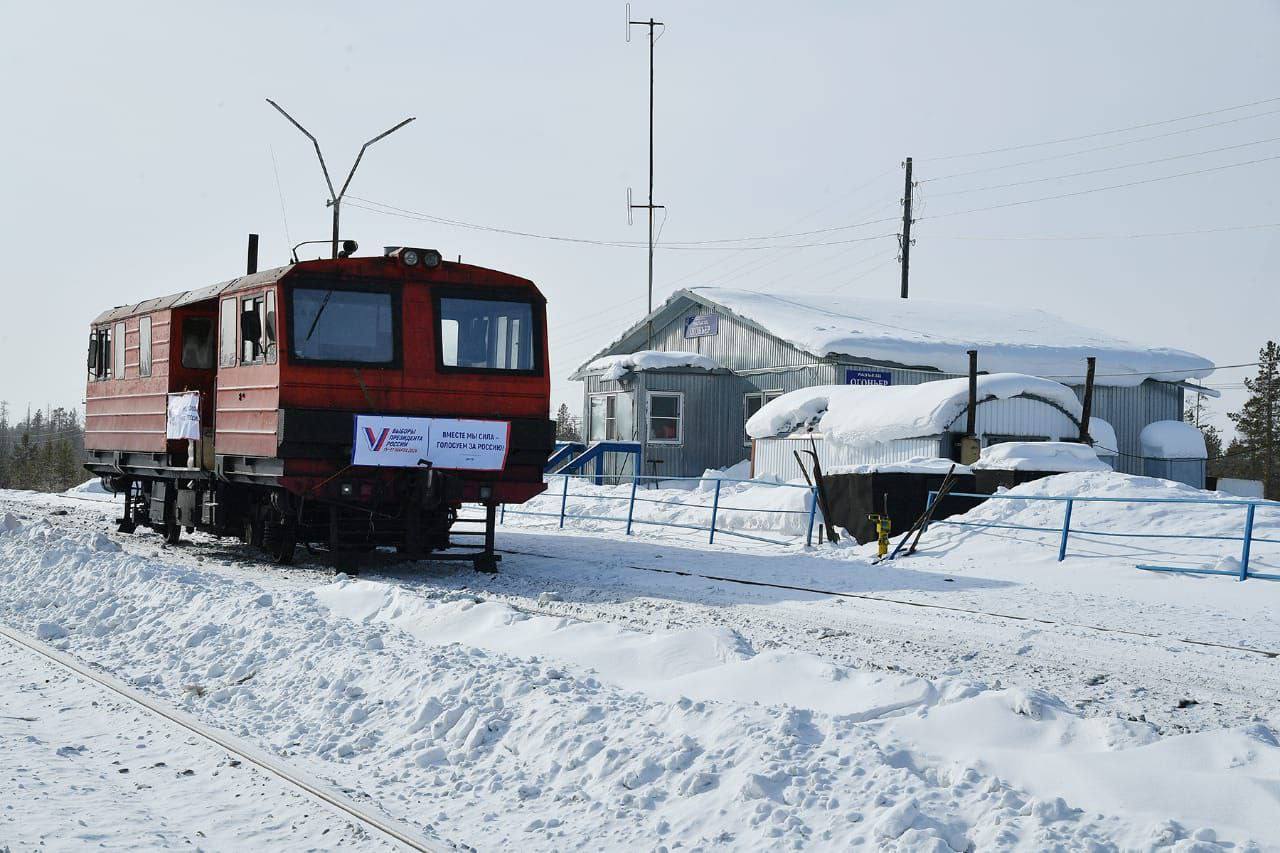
left=214, top=288, right=281, bottom=460
left=169, top=305, right=219, bottom=468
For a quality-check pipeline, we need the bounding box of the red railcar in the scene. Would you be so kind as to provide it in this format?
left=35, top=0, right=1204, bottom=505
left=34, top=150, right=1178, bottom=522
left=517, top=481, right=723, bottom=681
left=84, top=245, right=554, bottom=568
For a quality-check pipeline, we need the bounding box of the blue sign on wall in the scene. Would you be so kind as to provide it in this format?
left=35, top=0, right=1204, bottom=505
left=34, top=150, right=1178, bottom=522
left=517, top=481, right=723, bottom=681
left=845, top=368, right=892, bottom=386
left=683, top=313, right=719, bottom=339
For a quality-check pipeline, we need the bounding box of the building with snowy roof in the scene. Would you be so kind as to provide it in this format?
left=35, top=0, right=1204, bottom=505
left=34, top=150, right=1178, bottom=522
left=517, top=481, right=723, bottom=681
left=569, top=287, right=1215, bottom=484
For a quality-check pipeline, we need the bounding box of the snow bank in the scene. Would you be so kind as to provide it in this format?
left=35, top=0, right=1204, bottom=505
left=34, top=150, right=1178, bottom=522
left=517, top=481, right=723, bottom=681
left=689, top=287, right=1214, bottom=387
left=3, top=508, right=1278, bottom=848
left=826, top=457, right=971, bottom=476
left=972, top=441, right=1112, bottom=472
left=585, top=350, right=720, bottom=381
left=1141, top=420, right=1209, bottom=459
left=746, top=372, right=1083, bottom=448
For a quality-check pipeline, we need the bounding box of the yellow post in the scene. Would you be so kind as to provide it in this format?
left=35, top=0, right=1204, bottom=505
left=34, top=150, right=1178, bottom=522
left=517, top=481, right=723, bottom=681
left=868, top=514, right=891, bottom=557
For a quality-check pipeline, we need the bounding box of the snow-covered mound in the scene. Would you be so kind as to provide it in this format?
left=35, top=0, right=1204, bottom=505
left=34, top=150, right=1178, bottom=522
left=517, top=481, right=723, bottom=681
left=827, top=457, right=971, bottom=475
left=1140, top=420, right=1209, bottom=459
left=972, top=441, right=1111, bottom=472
left=63, top=478, right=118, bottom=502
left=688, top=287, right=1214, bottom=387
left=746, top=372, right=1083, bottom=447
left=584, top=350, right=720, bottom=381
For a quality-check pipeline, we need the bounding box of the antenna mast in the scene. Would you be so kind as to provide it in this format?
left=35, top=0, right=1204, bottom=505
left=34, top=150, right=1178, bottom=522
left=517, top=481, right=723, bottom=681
left=626, top=6, right=666, bottom=349
left=266, top=99, right=415, bottom=260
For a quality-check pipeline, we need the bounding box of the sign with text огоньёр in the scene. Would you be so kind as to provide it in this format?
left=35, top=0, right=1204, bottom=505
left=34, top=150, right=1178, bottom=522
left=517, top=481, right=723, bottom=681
left=351, top=416, right=510, bottom=471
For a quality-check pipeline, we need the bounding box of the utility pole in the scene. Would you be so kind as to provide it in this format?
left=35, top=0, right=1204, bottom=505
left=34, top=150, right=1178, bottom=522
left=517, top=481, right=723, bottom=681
left=627, top=6, right=665, bottom=349
left=267, top=99, right=415, bottom=260
left=899, top=156, right=914, bottom=299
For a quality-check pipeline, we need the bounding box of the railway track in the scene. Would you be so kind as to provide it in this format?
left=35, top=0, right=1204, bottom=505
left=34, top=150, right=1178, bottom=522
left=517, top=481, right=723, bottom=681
left=0, top=622, right=449, bottom=853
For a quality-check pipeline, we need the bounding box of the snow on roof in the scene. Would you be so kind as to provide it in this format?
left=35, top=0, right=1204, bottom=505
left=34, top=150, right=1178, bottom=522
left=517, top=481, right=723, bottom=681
left=584, top=350, right=721, bottom=381
left=1139, top=420, right=1208, bottom=460
left=686, top=287, right=1214, bottom=387
left=747, top=372, right=1083, bottom=448
left=972, top=441, right=1112, bottom=472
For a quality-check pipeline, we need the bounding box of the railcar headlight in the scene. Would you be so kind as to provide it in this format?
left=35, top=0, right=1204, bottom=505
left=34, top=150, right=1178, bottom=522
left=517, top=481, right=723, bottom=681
left=402, top=249, right=420, bottom=267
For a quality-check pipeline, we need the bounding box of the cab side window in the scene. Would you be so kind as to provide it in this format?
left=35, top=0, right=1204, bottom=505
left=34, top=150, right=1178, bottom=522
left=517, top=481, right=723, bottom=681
left=219, top=298, right=237, bottom=368
left=87, top=327, right=110, bottom=381
left=113, top=321, right=126, bottom=379
left=238, top=292, right=276, bottom=365
left=138, top=316, right=153, bottom=377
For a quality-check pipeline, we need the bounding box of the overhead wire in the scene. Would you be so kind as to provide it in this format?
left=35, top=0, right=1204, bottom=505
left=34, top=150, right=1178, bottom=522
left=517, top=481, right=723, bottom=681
left=923, top=135, right=1280, bottom=198
left=918, top=153, right=1280, bottom=222
left=919, top=107, right=1280, bottom=184
left=929, top=222, right=1280, bottom=241
left=919, top=94, right=1280, bottom=162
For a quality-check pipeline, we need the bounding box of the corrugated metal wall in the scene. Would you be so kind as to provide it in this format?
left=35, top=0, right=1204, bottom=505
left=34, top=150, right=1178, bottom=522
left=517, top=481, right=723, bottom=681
left=1075, top=380, right=1181, bottom=475
left=636, top=371, right=754, bottom=477
left=753, top=436, right=945, bottom=480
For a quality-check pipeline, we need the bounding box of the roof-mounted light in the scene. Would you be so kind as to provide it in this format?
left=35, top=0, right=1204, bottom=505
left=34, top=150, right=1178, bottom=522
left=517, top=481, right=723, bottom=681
left=384, top=246, right=443, bottom=269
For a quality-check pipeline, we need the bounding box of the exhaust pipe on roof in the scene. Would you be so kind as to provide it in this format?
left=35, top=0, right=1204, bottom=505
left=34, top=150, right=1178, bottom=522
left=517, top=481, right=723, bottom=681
left=246, top=233, right=259, bottom=275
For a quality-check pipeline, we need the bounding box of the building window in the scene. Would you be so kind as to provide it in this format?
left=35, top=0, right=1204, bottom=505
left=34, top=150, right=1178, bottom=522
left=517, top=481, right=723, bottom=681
left=743, top=390, right=782, bottom=445
left=138, top=316, right=152, bottom=377
left=647, top=392, right=683, bottom=444
left=589, top=393, right=635, bottom=441
left=113, top=321, right=126, bottom=379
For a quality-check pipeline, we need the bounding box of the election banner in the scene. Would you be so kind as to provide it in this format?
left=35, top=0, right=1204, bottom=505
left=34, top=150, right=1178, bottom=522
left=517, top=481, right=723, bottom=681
left=166, top=392, right=201, bottom=440
left=352, top=415, right=510, bottom=471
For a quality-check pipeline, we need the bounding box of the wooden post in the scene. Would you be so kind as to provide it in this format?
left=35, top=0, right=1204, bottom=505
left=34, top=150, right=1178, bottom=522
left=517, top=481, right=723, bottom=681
left=1078, top=356, right=1096, bottom=442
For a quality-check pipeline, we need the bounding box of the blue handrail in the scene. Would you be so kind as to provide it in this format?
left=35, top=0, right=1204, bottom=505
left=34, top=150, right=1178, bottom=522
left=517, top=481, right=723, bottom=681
left=923, top=489, right=1276, bottom=581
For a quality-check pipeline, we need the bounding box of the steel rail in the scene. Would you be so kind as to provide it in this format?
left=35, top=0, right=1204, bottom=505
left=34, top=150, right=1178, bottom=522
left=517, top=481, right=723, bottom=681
left=0, top=623, right=448, bottom=853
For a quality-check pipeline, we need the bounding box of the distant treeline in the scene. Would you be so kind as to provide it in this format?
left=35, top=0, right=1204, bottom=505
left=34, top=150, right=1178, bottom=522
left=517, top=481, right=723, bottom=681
left=0, top=404, right=87, bottom=493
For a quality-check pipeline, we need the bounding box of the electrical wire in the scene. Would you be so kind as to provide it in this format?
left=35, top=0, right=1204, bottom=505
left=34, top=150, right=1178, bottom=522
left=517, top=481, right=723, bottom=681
left=929, top=222, right=1280, bottom=241
left=924, top=135, right=1280, bottom=198
left=920, top=95, right=1280, bottom=162
left=918, top=153, right=1280, bottom=223
left=919, top=107, right=1280, bottom=184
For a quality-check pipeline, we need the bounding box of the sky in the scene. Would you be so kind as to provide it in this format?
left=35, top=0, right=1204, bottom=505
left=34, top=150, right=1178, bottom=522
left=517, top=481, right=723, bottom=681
left=1, top=1, right=1276, bottom=436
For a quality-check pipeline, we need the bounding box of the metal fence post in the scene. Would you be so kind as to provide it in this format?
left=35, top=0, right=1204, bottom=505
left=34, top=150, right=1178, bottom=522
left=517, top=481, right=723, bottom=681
left=500, top=502, right=506, bottom=524
left=708, top=479, right=722, bottom=544
left=1239, top=502, right=1257, bottom=581
left=805, top=486, right=818, bottom=547
left=559, top=474, right=570, bottom=529
left=1057, top=498, right=1074, bottom=562
left=626, top=472, right=639, bottom=535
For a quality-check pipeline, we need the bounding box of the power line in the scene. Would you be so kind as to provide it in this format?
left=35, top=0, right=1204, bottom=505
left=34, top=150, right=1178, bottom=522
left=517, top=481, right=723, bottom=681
left=924, top=135, right=1280, bottom=199
left=919, top=153, right=1280, bottom=223
left=930, top=222, right=1280, bottom=241
left=919, top=107, right=1280, bottom=184
left=920, top=94, right=1280, bottom=162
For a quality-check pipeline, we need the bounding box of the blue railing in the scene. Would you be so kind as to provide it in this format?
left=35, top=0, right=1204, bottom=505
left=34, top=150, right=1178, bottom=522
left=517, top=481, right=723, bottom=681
left=555, top=441, right=644, bottom=485
left=923, top=490, right=1279, bottom=581
left=545, top=441, right=586, bottom=473
left=501, top=473, right=821, bottom=548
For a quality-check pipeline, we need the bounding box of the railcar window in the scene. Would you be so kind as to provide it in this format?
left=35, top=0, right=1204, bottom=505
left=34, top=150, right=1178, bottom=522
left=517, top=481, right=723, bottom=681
left=139, top=316, right=152, bottom=378
left=291, top=288, right=395, bottom=364
left=87, top=328, right=109, bottom=381
left=265, top=290, right=277, bottom=365
left=438, top=297, right=536, bottom=371
left=113, top=321, right=126, bottom=379
left=241, top=295, right=267, bottom=364
left=219, top=298, right=237, bottom=368
left=182, top=317, right=215, bottom=369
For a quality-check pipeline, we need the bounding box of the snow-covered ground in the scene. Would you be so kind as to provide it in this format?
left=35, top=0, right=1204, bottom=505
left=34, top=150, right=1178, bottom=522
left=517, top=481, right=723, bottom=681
left=0, top=474, right=1277, bottom=851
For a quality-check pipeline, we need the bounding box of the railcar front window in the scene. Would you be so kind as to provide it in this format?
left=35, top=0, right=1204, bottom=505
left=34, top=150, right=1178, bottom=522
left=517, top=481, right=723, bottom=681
left=291, top=288, right=395, bottom=364
left=438, top=297, right=536, bottom=371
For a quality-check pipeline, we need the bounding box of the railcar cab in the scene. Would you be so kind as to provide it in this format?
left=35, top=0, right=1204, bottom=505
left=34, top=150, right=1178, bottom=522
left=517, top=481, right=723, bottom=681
left=85, top=243, right=555, bottom=568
